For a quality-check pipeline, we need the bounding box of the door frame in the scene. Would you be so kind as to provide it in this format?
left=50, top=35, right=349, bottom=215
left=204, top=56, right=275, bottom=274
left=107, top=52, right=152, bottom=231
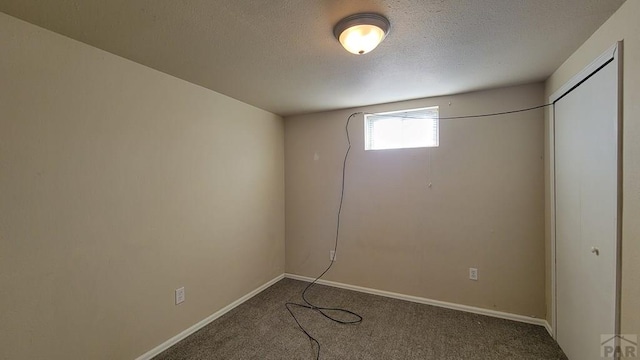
left=548, top=41, right=623, bottom=340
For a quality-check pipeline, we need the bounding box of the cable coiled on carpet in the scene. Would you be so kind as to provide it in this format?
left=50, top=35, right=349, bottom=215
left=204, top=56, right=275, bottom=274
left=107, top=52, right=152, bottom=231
left=285, top=112, right=363, bottom=360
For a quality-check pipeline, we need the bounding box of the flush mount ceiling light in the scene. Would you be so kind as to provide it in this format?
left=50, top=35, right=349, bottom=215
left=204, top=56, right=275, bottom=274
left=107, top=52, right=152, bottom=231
left=333, top=13, right=390, bottom=55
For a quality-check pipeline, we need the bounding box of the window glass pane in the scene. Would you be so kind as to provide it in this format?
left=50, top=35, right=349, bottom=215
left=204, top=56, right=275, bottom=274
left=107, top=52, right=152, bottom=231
left=365, top=107, right=439, bottom=150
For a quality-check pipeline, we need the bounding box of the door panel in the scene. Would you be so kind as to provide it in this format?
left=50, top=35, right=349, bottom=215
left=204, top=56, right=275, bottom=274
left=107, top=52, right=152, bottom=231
left=554, top=60, right=618, bottom=360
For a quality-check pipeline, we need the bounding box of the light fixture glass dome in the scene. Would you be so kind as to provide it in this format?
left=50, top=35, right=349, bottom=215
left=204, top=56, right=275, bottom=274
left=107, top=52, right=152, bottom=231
left=334, top=13, right=390, bottom=55
left=338, top=24, right=386, bottom=55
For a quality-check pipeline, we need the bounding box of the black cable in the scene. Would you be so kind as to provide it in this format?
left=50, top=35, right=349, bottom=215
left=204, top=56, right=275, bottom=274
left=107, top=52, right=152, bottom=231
left=365, top=103, right=553, bottom=120
left=284, top=102, right=550, bottom=358
left=285, top=112, right=363, bottom=360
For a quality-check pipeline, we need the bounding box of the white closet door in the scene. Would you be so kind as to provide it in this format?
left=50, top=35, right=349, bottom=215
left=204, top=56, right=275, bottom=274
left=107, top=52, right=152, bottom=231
left=554, top=57, right=619, bottom=360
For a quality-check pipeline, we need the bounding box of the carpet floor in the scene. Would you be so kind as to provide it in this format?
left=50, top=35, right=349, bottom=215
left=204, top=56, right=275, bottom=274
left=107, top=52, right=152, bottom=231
left=153, top=278, right=567, bottom=360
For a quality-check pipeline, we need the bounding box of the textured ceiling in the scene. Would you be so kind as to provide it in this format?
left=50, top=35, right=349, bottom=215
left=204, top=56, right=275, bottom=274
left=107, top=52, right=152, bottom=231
left=0, top=0, right=626, bottom=116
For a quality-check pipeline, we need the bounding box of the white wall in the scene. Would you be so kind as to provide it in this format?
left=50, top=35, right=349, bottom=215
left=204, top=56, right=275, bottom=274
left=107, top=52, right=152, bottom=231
left=0, top=13, right=284, bottom=359
left=285, top=84, right=546, bottom=318
left=544, top=0, right=640, bottom=335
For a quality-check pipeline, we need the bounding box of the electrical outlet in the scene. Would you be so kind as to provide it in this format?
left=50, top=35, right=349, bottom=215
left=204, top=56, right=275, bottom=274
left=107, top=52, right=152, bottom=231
left=330, top=250, right=336, bottom=261
left=469, top=268, right=478, bottom=281
left=175, top=287, right=185, bottom=305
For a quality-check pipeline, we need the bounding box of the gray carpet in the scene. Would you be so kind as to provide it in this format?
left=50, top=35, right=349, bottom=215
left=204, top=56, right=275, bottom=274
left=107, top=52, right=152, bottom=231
left=153, top=278, right=567, bottom=360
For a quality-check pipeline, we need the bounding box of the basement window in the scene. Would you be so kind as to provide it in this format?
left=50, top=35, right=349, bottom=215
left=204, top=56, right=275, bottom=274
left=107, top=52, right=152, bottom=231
left=364, top=106, right=439, bottom=150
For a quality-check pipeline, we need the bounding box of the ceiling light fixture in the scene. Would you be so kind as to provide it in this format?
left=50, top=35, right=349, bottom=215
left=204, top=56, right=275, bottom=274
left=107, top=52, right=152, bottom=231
left=333, top=13, right=390, bottom=55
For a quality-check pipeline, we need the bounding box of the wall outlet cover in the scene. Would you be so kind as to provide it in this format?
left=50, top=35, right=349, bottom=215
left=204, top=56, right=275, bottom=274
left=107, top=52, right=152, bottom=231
left=469, top=268, right=478, bottom=281
left=175, top=287, right=185, bottom=304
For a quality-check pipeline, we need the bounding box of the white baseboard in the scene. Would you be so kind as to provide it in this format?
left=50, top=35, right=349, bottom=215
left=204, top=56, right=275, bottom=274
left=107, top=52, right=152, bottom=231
left=285, top=273, right=548, bottom=328
left=135, top=272, right=551, bottom=360
left=135, top=274, right=285, bottom=360
left=543, top=320, right=554, bottom=337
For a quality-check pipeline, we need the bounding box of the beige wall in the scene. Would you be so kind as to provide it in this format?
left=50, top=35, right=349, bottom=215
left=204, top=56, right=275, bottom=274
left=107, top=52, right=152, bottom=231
left=0, top=13, right=284, bottom=360
left=285, top=84, right=546, bottom=318
left=544, top=0, right=640, bottom=335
